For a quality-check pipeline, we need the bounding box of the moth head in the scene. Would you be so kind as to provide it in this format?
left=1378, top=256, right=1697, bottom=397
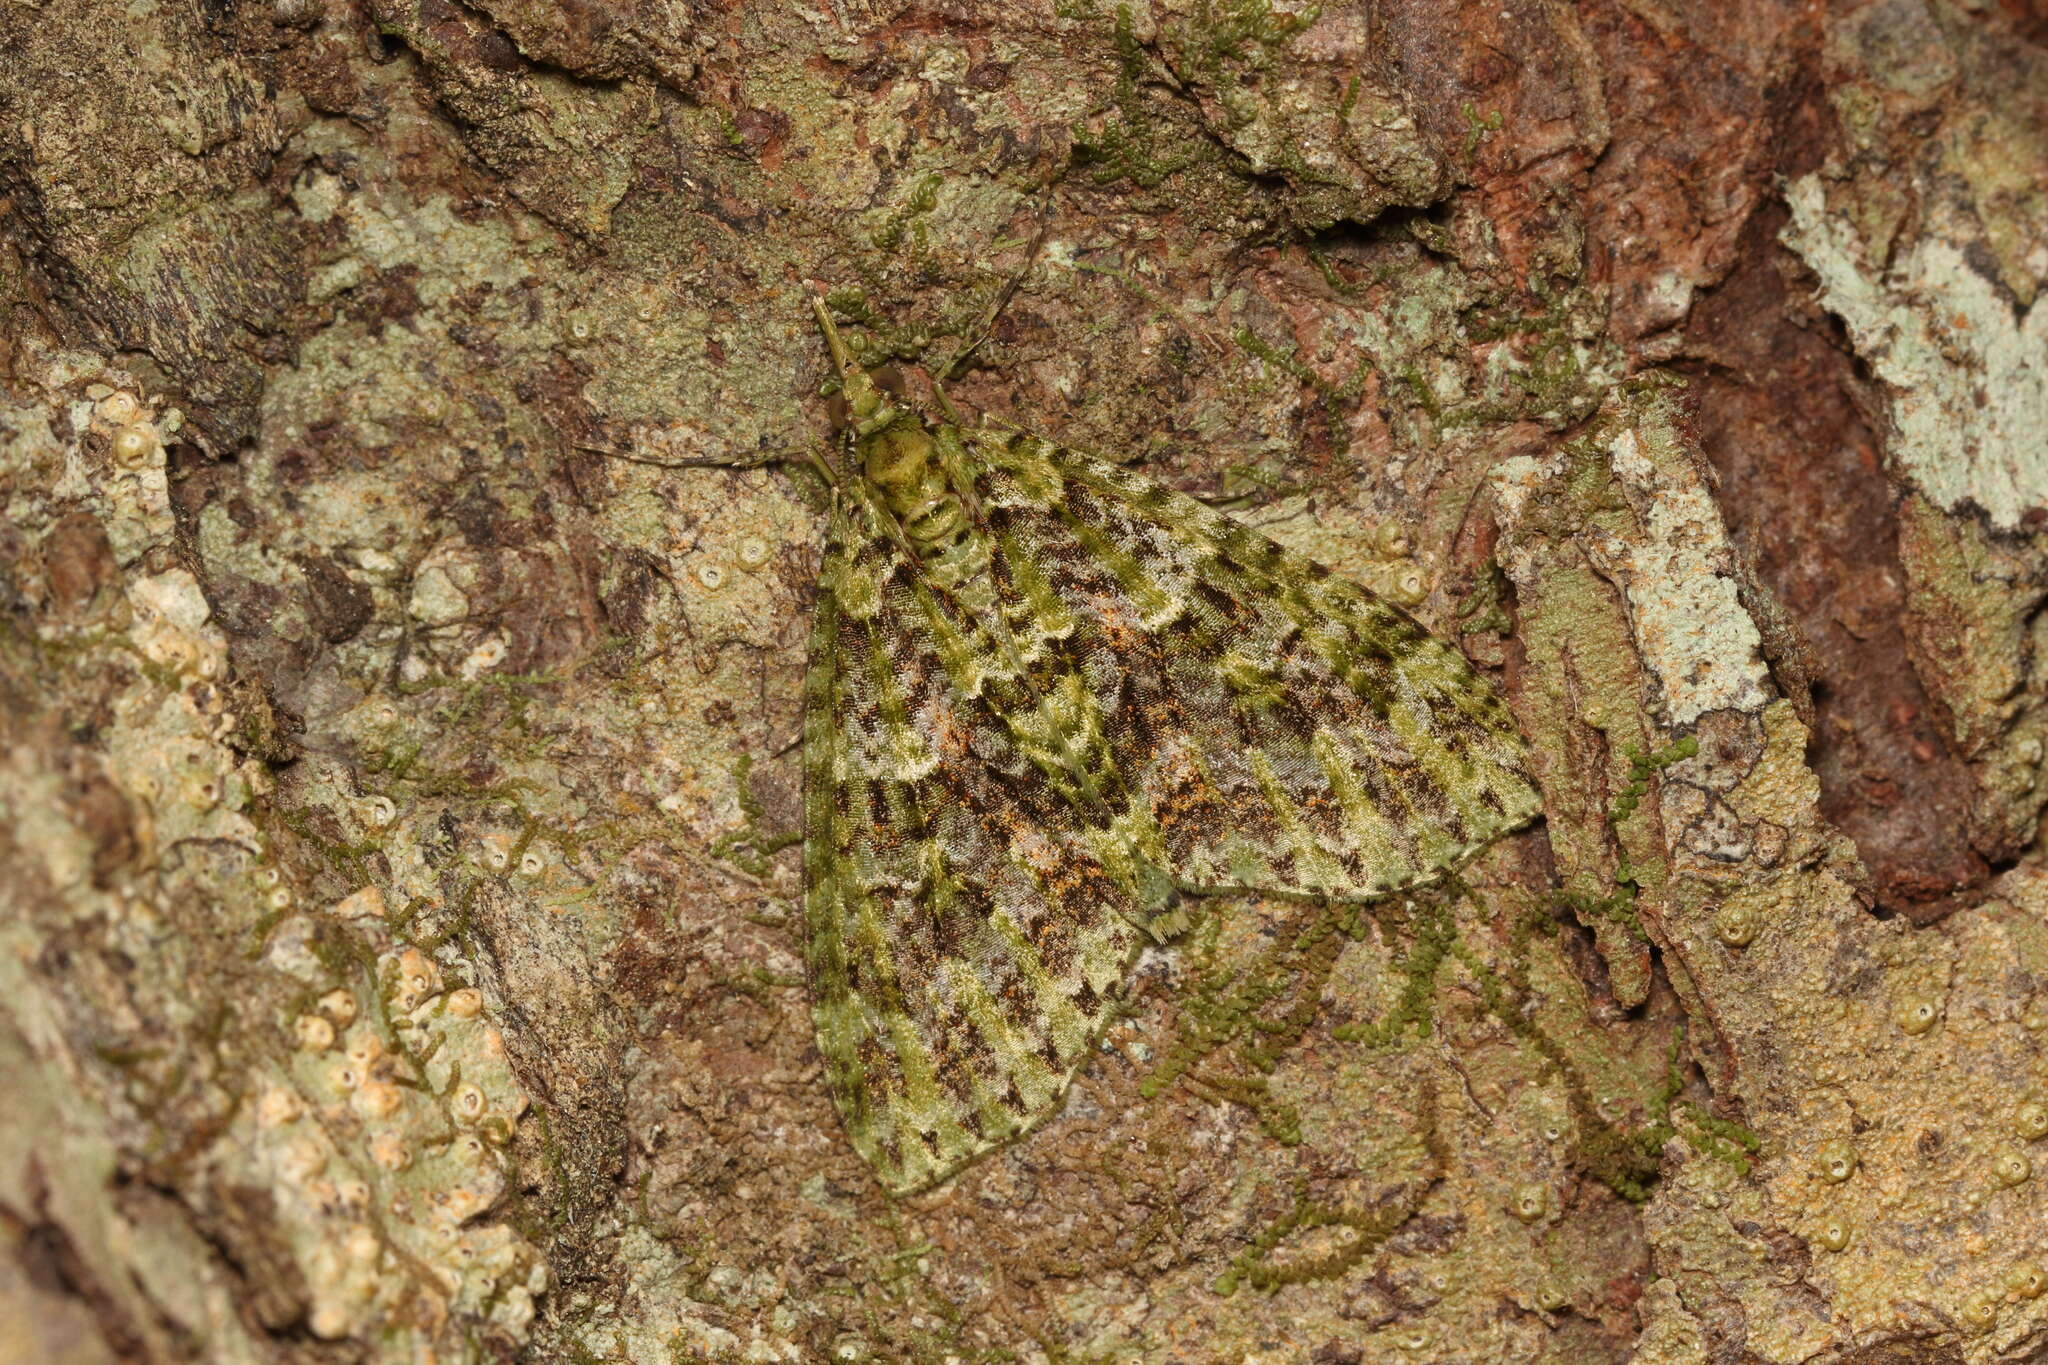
left=822, top=364, right=908, bottom=434
left=813, top=297, right=911, bottom=438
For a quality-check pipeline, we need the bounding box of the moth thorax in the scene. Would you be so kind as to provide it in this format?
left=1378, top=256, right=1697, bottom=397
left=863, top=423, right=967, bottom=547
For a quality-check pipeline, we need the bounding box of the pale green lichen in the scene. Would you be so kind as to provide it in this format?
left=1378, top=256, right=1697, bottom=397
left=1783, top=174, right=2048, bottom=531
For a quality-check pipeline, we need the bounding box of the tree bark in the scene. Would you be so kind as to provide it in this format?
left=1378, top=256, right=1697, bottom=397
left=3, top=0, right=2046, bottom=1361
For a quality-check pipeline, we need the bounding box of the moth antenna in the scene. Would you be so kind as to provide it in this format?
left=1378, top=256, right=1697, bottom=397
left=813, top=294, right=892, bottom=432
left=812, top=296, right=856, bottom=379
left=936, top=190, right=1055, bottom=385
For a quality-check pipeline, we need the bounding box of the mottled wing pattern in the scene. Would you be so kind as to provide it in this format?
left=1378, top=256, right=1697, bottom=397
left=966, top=430, right=1543, bottom=905
left=802, top=491, right=1142, bottom=1192
left=803, top=426, right=1540, bottom=1192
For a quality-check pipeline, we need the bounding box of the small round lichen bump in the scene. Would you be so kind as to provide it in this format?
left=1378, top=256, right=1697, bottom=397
left=97, top=390, right=141, bottom=426
left=296, top=1014, right=337, bottom=1052
left=1960, top=1290, right=2000, bottom=1334
left=352, top=1079, right=403, bottom=1120
left=1714, top=903, right=1758, bottom=949
left=320, top=989, right=357, bottom=1027
left=369, top=1132, right=412, bottom=1172
left=2014, top=1099, right=2048, bottom=1141
left=453, top=1083, right=489, bottom=1124
left=391, top=948, right=443, bottom=1012
left=1817, top=1138, right=1857, bottom=1183
left=446, top=987, right=483, bottom=1020
left=1894, top=996, right=1940, bottom=1035
left=2007, top=1263, right=2048, bottom=1300
left=111, top=422, right=160, bottom=468
left=1813, top=1218, right=1852, bottom=1252
left=1992, top=1149, right=2032, bottom=1187
left=1388, top=565, right=1429, bottom=607
left=1510, top=1182, right=1551, bottom=1223
left=344, top=1029, right=383, bottom=1069
left=257, top=1088, right=304, bottom=1128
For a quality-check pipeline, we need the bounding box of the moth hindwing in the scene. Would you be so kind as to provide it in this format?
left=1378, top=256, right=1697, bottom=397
left=799, top=300, right=1541, bottom=1193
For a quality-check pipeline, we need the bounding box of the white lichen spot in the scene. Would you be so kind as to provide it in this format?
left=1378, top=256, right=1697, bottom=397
left=460, top=635, right=508, bottom=679
left=392, top=947, right=443, bottom=1011
left=1783, top=174, right=2048, bottom=531
left=407, top=562, right=469, bottom=627
left=344, top=1030, right=385, bottom=1069
left=97, top=391, right=141, bottom=426
left=453, top=1083, right=488, bottom=1124
left=331, top=886, right=387, bottom=920
left=257, top=1088, right=305, bottom=1128
left=369, top=1132, right=412, bottom=1172
left=344, top=1224, right=381, bottom=1263
left=1593, top=426, right=1773, bottom=726
left=308, top=1302, right=354, bottom=1340
left=279, top=1137, right=328, bottom=1183
left=353, top=1080, right=403, bottom=1120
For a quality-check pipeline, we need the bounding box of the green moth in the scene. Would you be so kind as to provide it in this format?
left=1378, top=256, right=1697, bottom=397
left=800, top=299, right=1541, bottom=1193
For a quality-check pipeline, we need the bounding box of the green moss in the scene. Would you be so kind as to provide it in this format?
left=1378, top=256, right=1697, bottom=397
left=1071, top=5, right=1207, bottom=189
left=871, top=173, right=946, bottom=253
left=1232, top=325, right=1375, bottom=456
left=1141, top=901, right=1357, bottom=1142
left=1330, top=896, right=1456, bottom=1047
left=1455, top=885, right=1676, bottom=1202
left=707, top=754, right=802, bottom=878
left=1459, top=103, right=1503, bottom=161
left=1168, top=0, right=1323, bottom=83
left=1215, top=1090, right=1435, bottom=1297
left=1608, top=735, right=1699, bottom=828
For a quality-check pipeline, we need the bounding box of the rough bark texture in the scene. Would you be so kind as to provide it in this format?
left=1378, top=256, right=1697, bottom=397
left=2, top=0, right=2046, bottom=1361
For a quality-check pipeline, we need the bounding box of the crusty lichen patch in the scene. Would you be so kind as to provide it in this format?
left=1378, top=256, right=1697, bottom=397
left=0, top=347, right=550, bottom=1358
left=1494, top=385, right=2048, bottom=1363
left=1783, top=174, right=2048, bottom=533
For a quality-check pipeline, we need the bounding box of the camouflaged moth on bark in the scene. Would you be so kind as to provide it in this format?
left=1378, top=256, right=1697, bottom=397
left=800, top=299, right=1542, bottom=1193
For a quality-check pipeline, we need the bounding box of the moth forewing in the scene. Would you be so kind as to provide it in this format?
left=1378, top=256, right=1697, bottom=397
left=799, top=302, right=1541, bottom=1194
